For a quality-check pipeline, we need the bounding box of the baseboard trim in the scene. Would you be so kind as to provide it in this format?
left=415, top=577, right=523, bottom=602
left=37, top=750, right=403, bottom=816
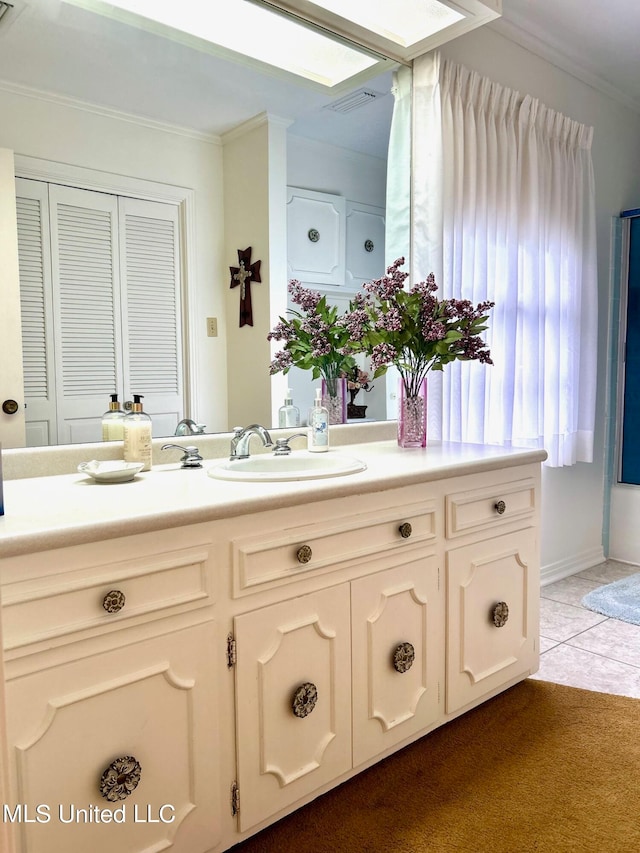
left=541, top=546, right=605, bottom=586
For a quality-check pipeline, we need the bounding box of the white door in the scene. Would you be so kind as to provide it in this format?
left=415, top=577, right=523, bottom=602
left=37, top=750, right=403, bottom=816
left=15, top=181, right=184, bottom=445
left=0, top=149, right=26, bottom=449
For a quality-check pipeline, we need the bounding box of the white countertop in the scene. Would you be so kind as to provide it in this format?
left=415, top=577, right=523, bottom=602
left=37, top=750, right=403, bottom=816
left=0, top=441, right=547, bottom=558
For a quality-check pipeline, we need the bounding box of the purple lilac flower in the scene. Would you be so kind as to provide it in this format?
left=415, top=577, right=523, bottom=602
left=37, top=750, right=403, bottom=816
left=288, top=279, right=322, bottom=311
left=267, top=320, right=295, bottom=342
left=269, top=349, right=293, bottom=374
left=422, top=319, right=447, bottom=342
left=370, top=342, right=398, bottom=373
left=376, top=306, right=403, bottom=332
left=337, top=306, right=369, bottom=342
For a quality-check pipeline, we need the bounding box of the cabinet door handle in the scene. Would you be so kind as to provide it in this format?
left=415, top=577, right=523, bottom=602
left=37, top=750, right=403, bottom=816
left=102, top=589, right=126, bottom=613
left=296, top=544, right=313, bottom=564
left=292, top=682, right=318, bottom=717
left=494, top=500, right=506, bottom=515
left=492, top=601, right=509, bottom=627
left=392, top=642, right=415, bottom=673
left=99, top=756, right=142, bottom=801
left=398, top=522, right=412, bottom=538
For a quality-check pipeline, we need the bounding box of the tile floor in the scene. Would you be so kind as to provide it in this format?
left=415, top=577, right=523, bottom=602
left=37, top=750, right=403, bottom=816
left=531, top=559, right=640, bottom=698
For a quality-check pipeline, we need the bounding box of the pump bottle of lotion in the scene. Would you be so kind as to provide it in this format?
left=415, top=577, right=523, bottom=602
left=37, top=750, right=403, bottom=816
left=123, top=394, right=152, bottom=470
left=101, top=394, right=126, bottom=441
left=307, top=387, right=329, bottom=453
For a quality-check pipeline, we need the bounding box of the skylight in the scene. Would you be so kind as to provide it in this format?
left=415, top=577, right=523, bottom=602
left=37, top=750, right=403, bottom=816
left=65, top=0, right=380, bottom=88
left=304, top=0, right=466, bottom=48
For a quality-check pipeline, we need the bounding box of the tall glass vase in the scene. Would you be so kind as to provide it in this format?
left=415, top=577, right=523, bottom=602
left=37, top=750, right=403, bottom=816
left=321, top=376, right=347, bottom=424
left=398, top=376, right=427, bottom=448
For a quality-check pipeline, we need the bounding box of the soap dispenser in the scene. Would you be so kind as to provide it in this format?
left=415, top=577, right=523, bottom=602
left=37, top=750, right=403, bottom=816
left=278, top=388, right=300, bottom=428
left=101, top=393, right=125, bottom=441
left=307, top=387, right=329, bottom=453
left=123, top=394, right=152, bottom=470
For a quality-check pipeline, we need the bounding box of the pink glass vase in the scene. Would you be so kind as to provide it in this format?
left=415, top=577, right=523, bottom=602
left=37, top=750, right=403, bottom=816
left=321, top=376, right=347, bottom=424
left=398, top=376, right=427, bottom=448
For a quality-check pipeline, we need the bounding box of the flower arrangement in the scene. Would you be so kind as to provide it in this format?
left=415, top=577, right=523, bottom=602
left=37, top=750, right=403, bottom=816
left=268, top=280, right=356, bottom=394
left=268, top=260, right=494, bottom=444
left=341, top=257, right=494, bottom=395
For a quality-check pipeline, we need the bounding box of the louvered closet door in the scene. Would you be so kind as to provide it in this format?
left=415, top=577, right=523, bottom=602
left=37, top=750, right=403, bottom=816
left=49, top=185, right=124, bottom=444
left=118, top=197, right=183, bottom=436
left=15, top=179, right=57, bottom=447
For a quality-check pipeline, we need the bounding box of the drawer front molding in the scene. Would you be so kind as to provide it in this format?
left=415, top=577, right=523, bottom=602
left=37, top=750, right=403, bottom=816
left=2, top=547, right=212, bottom=651
left=232, top=502, right=437, bottom=596
left=445, top=478, right=536, bottom=539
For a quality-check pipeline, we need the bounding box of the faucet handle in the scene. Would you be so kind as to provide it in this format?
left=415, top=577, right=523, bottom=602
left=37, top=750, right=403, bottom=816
left=273, top=433, right=307, bottom=455
left=161, top=443, right=203, bottom=469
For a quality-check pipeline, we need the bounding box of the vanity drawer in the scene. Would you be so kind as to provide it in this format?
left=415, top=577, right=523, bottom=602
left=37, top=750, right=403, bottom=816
left=232, top=501, right=437, bottom=596
left=445, top=478, right=536, bottom=540
left=1, top=545, right=212, bottom=651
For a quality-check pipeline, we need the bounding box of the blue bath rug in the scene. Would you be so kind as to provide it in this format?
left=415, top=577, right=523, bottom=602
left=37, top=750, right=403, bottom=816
left=581, top=573, right=640, bottom=626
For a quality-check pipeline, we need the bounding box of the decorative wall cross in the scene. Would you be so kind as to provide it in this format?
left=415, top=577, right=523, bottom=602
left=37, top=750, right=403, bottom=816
left=229, top=247, right=261, bottom=327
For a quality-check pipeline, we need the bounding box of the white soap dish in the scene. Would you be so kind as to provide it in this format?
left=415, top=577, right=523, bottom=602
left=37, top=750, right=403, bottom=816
left=77, top=460, right=145, bottom=483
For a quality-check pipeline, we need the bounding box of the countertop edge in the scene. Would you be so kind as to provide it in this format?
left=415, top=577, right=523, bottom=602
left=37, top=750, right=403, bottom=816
left=0, top=444, right=547, bottom=559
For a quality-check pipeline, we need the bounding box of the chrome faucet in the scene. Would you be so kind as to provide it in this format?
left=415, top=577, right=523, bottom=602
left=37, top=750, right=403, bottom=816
left=161, top=443, right=204, bottom=468
left=175, top=418, right=206, bottom=436
left=272, top=433, right=307, bottom=455
left=230, top=424, right=273, bottom=460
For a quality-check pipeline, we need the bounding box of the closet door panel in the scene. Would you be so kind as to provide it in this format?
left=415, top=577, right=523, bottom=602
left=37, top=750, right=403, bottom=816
left=118, top=197, right=183, bottom=432
left=49, top=185, right=123, bottom=445
left=15, top=178, right=57, bottom=447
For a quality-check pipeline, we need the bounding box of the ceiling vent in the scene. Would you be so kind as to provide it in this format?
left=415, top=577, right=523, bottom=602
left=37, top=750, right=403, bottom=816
left=0, top=2, right=13, bottom=23
left=323, top=88, right=385, bottom=114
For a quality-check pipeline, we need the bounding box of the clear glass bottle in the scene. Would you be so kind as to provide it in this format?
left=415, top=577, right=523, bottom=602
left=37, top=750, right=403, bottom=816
left=101, top=394, right=125, bottom=441
left=123, top=394, right=152, bottom=470
left=278, top=388, right=300, bottom=428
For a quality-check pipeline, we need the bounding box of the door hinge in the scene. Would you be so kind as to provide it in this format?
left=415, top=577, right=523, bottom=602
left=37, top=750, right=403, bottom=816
left=231, top=781, right=240, bottom=816
left=227, top=632, right=237, bottom=668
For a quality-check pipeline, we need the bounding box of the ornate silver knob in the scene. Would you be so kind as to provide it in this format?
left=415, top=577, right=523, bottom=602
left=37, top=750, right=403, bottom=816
left=102, top=590, right=126, bottom=613
left=99, top=756, right=141, bottom=801
left=495, top=500, right=506, bottom=515
left=398, top=522, right=412, bottom=539
left=392, top=642, right=415, bottom=673
left=296, top=544, right=313, bottom=564
left=492, top=602, right=509, bottom=627
left=292, top=682, right=318, bottom=718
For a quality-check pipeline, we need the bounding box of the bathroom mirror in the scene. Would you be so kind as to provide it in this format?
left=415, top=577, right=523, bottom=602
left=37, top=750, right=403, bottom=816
left=0, top=0, right=407, bottom=448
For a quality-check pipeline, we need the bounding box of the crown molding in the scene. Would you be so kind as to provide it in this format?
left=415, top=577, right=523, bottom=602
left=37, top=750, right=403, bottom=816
left=490, top=17, right=640, bottom=116
left=0, top=78, right=222, bottom=144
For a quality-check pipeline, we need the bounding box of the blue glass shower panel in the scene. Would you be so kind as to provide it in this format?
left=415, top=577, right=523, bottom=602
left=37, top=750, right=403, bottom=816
left=621, top=216, right=640, bottom=484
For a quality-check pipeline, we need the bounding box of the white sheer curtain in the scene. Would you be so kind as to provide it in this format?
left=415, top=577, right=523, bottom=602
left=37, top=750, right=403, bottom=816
left=412, top=53, right=598, bottom=467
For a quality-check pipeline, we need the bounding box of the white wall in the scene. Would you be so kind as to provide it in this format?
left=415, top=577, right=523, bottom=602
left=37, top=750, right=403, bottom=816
left=0, top=84, right=227, bottom=434
left=440, top=27, right=640, bottom=578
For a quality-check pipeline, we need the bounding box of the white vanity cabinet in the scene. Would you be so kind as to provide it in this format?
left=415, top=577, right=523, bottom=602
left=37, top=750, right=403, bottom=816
left=0, top=527, right=222, bottom=853
left=444, top=472, right=539, bottom=714
left=228, top=493, right=442, bottom=833
left=0, top=444, right=545, bottom=853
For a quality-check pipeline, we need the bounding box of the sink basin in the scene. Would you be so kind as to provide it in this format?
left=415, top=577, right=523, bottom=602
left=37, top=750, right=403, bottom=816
left=207, top=451, right=366, bottom=482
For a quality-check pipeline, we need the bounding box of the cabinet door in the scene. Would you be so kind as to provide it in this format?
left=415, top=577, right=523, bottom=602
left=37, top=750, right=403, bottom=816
left=234, top=586, right=351, bottom=831
left=351, top=556, right=442, bottom=767
left=4, top=623, right=220, bottom=853
left=446, top=530, right=539, bottom=713
left=286, top=187, right=346, bottom=287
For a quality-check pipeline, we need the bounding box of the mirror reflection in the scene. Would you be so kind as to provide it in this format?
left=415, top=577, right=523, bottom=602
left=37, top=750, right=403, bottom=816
left=0, top=0, right=408, bottom=448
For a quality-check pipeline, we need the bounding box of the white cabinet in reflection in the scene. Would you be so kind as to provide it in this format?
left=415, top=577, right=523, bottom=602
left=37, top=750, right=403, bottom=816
left=286, top=187, right=346, bottom=287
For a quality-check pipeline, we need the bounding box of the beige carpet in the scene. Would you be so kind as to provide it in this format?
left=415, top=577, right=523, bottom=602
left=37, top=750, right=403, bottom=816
left=231, top=680, right=640, bottom=853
